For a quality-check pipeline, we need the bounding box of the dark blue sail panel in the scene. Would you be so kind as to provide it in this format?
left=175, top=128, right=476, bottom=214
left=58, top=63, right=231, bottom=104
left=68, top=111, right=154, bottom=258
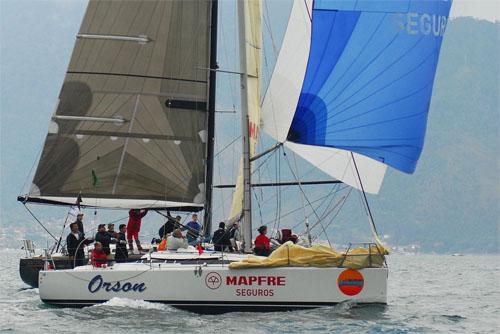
left=287, top=0, right=452, bottom=173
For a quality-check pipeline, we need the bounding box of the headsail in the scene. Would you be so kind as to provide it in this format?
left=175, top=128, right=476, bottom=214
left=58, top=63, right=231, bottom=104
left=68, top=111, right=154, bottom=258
left=261, top=0, right=386, bottom=194
left=287, top=0, right=453, bottom=174
left=228, top=0, right=262, bottom=221
left=21, top=0, right=214, bottom=210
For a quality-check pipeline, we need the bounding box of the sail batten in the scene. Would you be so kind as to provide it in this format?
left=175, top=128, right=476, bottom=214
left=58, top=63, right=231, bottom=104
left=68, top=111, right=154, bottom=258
left=24, top=0, right=214, bottom=209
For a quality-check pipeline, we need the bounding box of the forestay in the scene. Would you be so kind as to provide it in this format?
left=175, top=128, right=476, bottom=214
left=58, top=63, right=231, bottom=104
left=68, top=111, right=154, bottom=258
left=22, top=0, right=214, bottom=210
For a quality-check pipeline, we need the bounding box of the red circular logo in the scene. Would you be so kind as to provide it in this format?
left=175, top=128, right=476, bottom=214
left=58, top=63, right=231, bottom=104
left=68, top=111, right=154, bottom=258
left=205, top=272, right=222, bottom=290
left=337, top=269, right=364, bottom=296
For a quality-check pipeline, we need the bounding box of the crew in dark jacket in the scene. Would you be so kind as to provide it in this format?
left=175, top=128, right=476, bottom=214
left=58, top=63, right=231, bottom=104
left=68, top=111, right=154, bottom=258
left=158, top=215, right=182, bottom=239
left=95, top=224, right=116, bottom=255
left=212, top=222, right=233, bottom=252
left=66, top=222, right=93, bottom=267
left=107, top=223, right=118, bottom=239
left=115, top=224, right=128, bottom=263
left=74, top=213, right=85, bottom=236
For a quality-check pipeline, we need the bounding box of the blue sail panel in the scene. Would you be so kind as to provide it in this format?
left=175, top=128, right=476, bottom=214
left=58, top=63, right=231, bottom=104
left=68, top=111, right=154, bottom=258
left=288, top=0, right=452, bottom=173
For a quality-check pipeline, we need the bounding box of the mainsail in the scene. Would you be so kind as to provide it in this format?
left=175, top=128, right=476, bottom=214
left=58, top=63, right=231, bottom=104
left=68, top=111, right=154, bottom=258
left=20, top=0, right=215, bottom=210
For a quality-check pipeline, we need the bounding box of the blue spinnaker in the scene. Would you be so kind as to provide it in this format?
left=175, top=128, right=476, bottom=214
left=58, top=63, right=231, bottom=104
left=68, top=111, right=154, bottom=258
left=287, top=0, right=452, bottom=173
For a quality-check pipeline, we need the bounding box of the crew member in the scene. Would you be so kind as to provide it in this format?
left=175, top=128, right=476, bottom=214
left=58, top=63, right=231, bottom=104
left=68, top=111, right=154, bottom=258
left=127, top=209, right=148, bottom=251
left=254, top=225, right=271, bottom=256
left=167, top=229, right=188, bottom=250
left=115, top=224, right=128, bottom=263
left=91, top=242, right=108, bottom=268
left=212, top=222, right=232, bottom=252
left=229, top=222, right=241, bottom=251
left=158, top=214, right=179, bottom=239
left=107, top=223, right=118, bottom=239
left=74, top=213, right=85, bottom=236
left=95, top=224, right=116, bottom=255
left=184, top=213, right=201, bottom=245
left=66, top=222, right=93, bottom=267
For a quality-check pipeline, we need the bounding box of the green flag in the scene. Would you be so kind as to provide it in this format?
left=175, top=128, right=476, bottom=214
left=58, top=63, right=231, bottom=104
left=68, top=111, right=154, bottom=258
left=91, top=170, right=101, bottom=187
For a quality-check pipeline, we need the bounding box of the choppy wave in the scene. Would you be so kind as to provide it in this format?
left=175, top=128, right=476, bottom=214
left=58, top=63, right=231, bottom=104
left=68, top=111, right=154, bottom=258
left=95, top=297, right=167, bottom=310
left=1, top=250, right=499, bottom=333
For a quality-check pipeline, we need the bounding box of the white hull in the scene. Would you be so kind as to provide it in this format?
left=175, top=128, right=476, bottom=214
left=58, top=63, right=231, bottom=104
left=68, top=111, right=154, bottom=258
left=39, top=261, right=387, bottom=312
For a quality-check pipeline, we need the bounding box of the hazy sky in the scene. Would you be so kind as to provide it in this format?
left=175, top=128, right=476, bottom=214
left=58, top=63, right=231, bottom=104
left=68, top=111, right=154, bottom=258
left=451, top=0, right=499, bottom=21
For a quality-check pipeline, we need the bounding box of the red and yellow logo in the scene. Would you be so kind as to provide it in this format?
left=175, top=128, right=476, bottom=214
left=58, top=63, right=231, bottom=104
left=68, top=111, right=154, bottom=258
left=337, top=269, right=364, bottom=296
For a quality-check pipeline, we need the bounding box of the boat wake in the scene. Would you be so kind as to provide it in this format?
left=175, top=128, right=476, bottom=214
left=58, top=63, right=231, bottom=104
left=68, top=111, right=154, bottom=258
left=93, top=297, right=167, bottom=310
left=17, top=287, right=39, bottom=294
left=333, top=300, right=357, bottom=312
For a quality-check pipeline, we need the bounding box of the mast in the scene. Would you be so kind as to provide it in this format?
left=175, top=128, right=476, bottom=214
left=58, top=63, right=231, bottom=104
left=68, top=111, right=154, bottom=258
left=203, top=0, right=218, bottom=239
left=237, top=0, right=253, bottom=253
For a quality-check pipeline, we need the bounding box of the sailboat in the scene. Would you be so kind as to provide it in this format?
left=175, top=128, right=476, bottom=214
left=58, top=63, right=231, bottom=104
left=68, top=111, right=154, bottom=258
left=20, top=0, right=451, bottom=311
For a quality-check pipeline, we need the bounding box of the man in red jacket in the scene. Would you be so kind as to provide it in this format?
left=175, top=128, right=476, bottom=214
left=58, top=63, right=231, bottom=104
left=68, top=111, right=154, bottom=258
left=91, top=242, right=108, bottom=268
left=127, top=208, right=148, bottom=252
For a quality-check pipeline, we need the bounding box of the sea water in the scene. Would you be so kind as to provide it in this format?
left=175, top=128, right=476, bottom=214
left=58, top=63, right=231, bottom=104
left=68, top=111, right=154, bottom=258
left=0, top=249, right=498, bottom=333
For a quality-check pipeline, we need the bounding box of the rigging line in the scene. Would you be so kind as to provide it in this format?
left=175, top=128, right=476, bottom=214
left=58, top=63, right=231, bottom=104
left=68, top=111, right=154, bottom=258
left=215, top=139, right=226, bottom=218
left=303, top=0, right=312, bottom=22
left=270, top=146, right=279, bottom=235
left=350, top=157, right=371, bottom=218
left=18, top=143, right=44, bottom=196
left=292, top=185, right=344, bottom=230
left=23, top=204, right=58, bottom=242
left=252, top=188, right=264, bottom=227
left=276, top=145, right=282, bottom=232
left=292, top=151, right=308, bottom=234
left=282, top=147, right=332, bottom=248
left=220, top=6, right=238, bottom=106
left=250, top=149, right=332, bottom=210
left=311, top=187, right=353, bottom=242
left=350, top=152, right=380, bottom=237
left=263, top=0, right=279, bottom=58
left=292, top=182, right=340, bottom=231
left=214, top=135, right=242, bottom=158
left=300, top=191, right=340, bottom=240
left=251, top=143, right=277, bottom=175
left=275, top=186, right=348, bottom=229
left=55, top=195, right=82, bottom=253
left=309, top=188, right=351, bottom=234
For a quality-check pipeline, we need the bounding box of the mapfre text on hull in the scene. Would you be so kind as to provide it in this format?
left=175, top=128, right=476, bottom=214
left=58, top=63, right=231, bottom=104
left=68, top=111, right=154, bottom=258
left=39, top=263, right=387, bottom=313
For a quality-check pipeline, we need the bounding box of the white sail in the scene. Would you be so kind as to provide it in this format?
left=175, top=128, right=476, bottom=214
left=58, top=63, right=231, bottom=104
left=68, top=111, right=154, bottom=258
left=260, top=0, right=386, bottom=194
